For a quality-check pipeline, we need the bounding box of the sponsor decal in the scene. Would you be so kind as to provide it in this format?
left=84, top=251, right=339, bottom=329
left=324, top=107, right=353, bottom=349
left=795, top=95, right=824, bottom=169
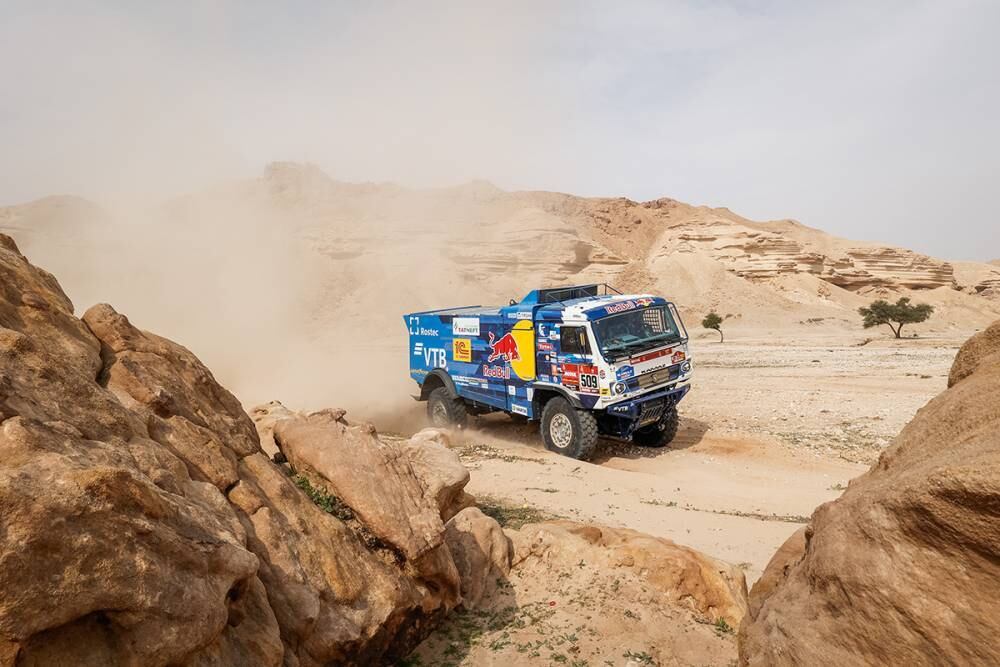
left=423, top=348, right=448, bottom=369
left=510, top=311, right=533, bottom=320
left=599, top=369, right=606, bottom=379
left=631, top=347, right=672, bottom=364
left=482, top=364, right=510, bottom=379
left=616, top=365, right=635, bottom=380
left=454, top=376, right=486, bottom=387
left=413, top=342, right=424, bottom=357
left=537, top=323, right=548, bottom=337
left=407, top=316, right=440, bottom=337
left=604, top=300, right=638, bottom=315
left=452, top=317, right=480, bottom=336
left=600, top=387, right=610, bottom=396
left=511, top=404, right=528, bottom=416
left=635, top=297, right=655, bottom=307
left=488, top=331, right=520, bottom=363
left=537, top=341, right=554, bottom=352
left=550, top=363, right=559, bottom=376
left=672, top=350, right=686, bottom=363
left=507, top=385, right=516, bottom=396
left=526, top=388, right=534, bottom=401
left=411, top=368, right=428, bottom=376
left=453, top=338, right=472, bottom=362
left=562, top=363, right=599, bottom=394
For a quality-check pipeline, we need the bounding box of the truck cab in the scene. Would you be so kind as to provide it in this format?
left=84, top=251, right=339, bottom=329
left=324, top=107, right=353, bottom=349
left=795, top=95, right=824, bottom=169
left=404, top=284, right=692, bottom=459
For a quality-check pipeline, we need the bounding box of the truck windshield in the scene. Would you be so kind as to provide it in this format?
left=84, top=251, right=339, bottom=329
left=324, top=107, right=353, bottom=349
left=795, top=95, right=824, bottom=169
left=592, top=306, right=682, bottom=360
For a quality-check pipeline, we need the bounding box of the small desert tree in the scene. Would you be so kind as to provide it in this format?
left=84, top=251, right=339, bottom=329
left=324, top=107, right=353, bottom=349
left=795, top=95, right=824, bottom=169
left=702, top=311, right=724, bottom=342
left=858, top=297, right=934, bottom=339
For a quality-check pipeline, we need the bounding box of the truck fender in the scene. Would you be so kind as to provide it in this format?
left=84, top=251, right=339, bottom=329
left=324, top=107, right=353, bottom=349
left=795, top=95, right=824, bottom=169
left=531, top=384, right=584, bottom=412
left=419, top=369, right=458, bottom=401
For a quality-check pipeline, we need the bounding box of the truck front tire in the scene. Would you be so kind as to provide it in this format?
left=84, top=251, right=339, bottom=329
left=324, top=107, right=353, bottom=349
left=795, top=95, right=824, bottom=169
left=632, top=405, right=679, bottom=447
left=427, top=387, right=468, bottom=429
left=540, top=397, right=598, bottom=460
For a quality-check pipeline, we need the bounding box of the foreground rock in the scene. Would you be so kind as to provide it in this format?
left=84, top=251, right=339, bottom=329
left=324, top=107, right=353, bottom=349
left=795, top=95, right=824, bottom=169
left=740, top=320, right=1000, bottom=666
left=413, top=520, right=748, bottom=666
left=0, top=235, right=490, bottom=665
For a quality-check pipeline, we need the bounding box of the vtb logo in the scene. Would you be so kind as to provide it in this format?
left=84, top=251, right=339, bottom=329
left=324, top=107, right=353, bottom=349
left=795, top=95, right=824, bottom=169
left=423, top=347, right=448, bottom=369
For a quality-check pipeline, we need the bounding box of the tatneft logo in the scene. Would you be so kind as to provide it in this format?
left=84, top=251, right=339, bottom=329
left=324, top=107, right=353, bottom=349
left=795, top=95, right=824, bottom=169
left=452, top=317, right=480, bottom=336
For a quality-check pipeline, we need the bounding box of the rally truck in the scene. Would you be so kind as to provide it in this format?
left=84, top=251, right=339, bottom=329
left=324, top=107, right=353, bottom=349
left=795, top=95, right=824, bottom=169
left=403, top=284, right=692, bottom=460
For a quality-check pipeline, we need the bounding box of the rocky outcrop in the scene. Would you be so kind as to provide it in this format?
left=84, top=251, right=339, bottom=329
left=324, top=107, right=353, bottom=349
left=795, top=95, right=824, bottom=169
left=442, top=508, right=513, bottom=608
left=0, top=233, right=497, bottom=666
left=514, top=522, right=748, bottom=626
left=653, top=215, right=955, bottom=291
left=739, top=320, right=1000, bottom=666
left=412, top=519, right=748, bottom=666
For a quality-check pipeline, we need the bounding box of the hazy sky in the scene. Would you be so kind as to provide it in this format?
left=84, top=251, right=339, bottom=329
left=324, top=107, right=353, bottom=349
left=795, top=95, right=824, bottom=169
left=1, top=1, right=997, bottom=260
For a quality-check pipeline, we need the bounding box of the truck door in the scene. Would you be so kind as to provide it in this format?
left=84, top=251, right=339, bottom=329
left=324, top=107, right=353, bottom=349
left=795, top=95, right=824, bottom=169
left=483, top=318, right=536, bottom=417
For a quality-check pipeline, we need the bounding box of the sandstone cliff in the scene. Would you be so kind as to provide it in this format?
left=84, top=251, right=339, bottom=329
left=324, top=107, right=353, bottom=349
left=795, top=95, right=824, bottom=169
left=739, top=320, right=1000, bottom=666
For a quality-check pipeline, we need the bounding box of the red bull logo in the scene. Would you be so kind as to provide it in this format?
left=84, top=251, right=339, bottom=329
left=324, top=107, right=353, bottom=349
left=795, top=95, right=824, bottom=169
left=635, top=297, right=655, bottom=307
left=487, top=331, right=520, bottom=363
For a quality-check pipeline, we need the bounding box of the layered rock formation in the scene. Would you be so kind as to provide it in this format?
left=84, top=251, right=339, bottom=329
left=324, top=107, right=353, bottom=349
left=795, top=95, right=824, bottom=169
left=0, top=234, right=503, bottom=666
left=653, top=211, right=955, bottom=290
left=739, top=320, right=1000, bottom=666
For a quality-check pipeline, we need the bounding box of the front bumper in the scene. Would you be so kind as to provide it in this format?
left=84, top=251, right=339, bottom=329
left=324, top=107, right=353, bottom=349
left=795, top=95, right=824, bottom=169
left=605, top=382, right=690, bottom=426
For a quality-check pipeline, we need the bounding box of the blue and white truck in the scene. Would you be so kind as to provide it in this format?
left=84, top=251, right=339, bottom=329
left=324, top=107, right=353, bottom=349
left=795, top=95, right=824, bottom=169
left=403, top=284, right=692, bottom=459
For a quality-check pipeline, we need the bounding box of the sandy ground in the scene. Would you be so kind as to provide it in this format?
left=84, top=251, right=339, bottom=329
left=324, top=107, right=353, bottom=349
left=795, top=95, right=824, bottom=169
left=379, top=333, right=964, bottom=583
left=364, top=333, right=964, bottom=666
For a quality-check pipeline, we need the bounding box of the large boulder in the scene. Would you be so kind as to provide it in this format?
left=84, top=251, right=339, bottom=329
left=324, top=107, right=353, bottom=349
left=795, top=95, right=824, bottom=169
left=0, top=234, right=481, bottom=665
left=272, top=410, right=462, bottom=610
left=442, top=507, right=513, bottom=607
left=740, top=321, right=1000, bottom=666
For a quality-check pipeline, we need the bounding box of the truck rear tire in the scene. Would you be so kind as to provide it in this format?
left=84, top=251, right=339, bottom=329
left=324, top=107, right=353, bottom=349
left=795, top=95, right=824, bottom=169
left=427, top=387, right=468, bottom=429
left=632, top=405, right=679, bottom=447
left=540, top=397, right=598, bottom=460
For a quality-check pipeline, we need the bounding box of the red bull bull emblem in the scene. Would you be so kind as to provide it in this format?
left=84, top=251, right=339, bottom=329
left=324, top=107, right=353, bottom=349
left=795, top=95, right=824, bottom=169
left=487, top=331, right=521, bottom=363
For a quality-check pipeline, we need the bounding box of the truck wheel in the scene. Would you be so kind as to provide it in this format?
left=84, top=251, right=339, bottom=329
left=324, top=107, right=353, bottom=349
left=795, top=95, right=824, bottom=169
left=540, top=397, right=598, bottom=460
left=427, top=387, right=468, bottom=429
left=633, top=406, right=679, bottom=447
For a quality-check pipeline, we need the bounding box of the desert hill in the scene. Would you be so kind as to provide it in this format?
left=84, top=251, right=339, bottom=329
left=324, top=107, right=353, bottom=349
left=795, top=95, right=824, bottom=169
left=2, top=162, right=998, bottom=411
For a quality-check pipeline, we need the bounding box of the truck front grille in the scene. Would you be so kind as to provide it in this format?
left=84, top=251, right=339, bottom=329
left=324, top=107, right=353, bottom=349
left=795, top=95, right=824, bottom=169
left=639, top=399, right=666, bottom=425
left=635, top=363, right=681, bottom=390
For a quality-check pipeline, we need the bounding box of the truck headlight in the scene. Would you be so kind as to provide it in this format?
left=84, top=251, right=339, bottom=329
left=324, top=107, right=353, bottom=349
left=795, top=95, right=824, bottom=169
left=681, top=361, right=691, bottom=373
left=613, top=382, right=627, bottom=395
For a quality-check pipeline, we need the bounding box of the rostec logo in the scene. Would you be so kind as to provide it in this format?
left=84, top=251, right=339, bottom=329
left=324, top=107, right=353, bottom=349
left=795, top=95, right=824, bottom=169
left=487, top=332, right=520, bottom=363
left=423, top=348, right=448, bottom=369
left=408, top=316, right=440, bottom=336
left=453, top=338, right=472, bottom=363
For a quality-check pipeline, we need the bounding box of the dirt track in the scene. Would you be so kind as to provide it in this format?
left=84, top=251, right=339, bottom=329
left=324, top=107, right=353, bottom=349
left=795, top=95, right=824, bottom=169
left=382, top=335, right=964, bottom=582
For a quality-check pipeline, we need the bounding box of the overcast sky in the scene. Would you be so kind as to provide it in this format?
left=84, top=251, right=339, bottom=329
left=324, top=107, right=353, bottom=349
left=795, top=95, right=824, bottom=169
left=1, top=1, right=997, bottom=260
